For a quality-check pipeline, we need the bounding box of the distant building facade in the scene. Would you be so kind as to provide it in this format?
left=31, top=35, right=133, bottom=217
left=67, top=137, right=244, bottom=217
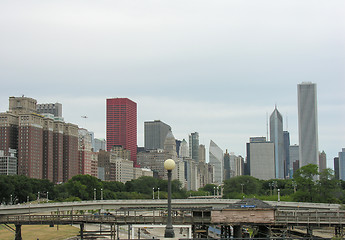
left=270, top=106, right=284, bottom=179
left=209, top=140, right=223, bottom=183
left=319, top=151, right=327, bottom=172
left=0, top=149, right=17, bottom=175
left=0, top=96, right=81, bottom=183
left=94, top=138, right=106, bottom=152
left=334, top=157, right=340, bottom=180
left=283, top=131, right=290, bottom=178
left=298, top=82, right=319, bottom=168
left=144, top=120, right=171, bottom=150
left=338, top=148, right=345, bottom=180
left=37, top=103, right=62, bottom=118
left=106, top=98, right=137, bottom=166
left=289, top=144, right=299, bottom=177
left=189, top=132, right=199, bottom=162
left=246, top=137, right=275, bottom=180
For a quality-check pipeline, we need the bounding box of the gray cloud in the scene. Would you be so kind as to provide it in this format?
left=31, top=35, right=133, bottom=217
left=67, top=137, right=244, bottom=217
left=0, top=0, right=344, bottom=167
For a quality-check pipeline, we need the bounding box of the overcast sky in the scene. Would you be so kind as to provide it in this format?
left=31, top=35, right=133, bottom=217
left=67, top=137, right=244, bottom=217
left=1, top=0, right=344, bottom=168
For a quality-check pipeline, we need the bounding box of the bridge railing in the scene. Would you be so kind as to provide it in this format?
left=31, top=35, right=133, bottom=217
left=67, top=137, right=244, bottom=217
left=275, top=210, right=345, bottom=226
left=0, top=214, right=211, bottom=225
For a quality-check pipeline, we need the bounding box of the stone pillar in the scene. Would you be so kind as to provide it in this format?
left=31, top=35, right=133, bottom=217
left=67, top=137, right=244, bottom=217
left=233, top=225, right=242, bottom=239
left=15, top=225, right=22, bottom=240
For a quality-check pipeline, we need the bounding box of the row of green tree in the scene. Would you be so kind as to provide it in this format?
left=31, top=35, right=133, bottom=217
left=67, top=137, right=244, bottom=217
left=1, top=164, right=344, bottom=204
left=219, top=164, right=345, bottom=203
left=0, top=174, right=188, bottom=204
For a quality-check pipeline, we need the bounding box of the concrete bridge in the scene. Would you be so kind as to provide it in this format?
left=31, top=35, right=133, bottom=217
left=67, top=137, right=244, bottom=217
left=0, top=199, right=344, bottom=239
left=0, top=199, right=340, bottom=215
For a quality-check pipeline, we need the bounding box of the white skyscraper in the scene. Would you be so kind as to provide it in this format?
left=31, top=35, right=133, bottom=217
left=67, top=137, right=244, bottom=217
left=179, top=139, right=189, bottom=158
left=297, top=82, right=319, bottom=167
left=270, top=106, right=284, bottom=179
left=209, top=140, right=223, bottom=184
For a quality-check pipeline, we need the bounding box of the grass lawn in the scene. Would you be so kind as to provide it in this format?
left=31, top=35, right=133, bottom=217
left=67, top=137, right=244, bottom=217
left=0, top=224, right=79, bottom=240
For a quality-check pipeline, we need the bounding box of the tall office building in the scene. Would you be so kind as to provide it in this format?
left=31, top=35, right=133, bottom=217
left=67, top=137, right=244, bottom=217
left=338, top=149, right=345, bottom=180
left=189, top=132, right=199, bottom=162
left=106, top=98, right=137, bottom=166
left=283, top=131, right=290, bottom=178
left=209, top=140, right=223, bottom=183
left=297, top=82, right=319, bottom=167
left=223, top=150, right=231, bottom=180
left=179, top=139, right=189, bottom=158
left=198, top=144, right=206, bottom=163
left=334, top=157, right=340, bottom=180
left=144, top=120, right=171, bottom=150
left=270, top=106, right=284, bottom=179
left=289, top=144, right=299, bottom=177
left=319, top=151, right=327, bottom=172
left=246, top=137, right=275, bottom=180
left=37, top=103, right=62, bottom=118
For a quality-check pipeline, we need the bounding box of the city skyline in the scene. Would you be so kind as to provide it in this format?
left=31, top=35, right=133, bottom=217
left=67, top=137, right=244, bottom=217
left=0, top=1, right=344, bottom=168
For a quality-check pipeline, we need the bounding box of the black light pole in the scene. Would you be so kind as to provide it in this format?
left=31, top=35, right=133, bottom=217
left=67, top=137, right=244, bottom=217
left=164, top=159, right=176, bottom=238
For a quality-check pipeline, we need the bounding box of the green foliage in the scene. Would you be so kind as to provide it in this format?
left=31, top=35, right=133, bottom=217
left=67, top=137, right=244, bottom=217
left=223, top=175, right=262, bottom=197
left=199, top=184, right=218, bottom=194
left=292, top=164, right=319, bottom=202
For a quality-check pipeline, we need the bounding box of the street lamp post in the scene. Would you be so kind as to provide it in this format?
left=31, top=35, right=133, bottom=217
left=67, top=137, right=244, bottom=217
left=10, top=194, right=12, bottom=205
left=158, top=188, right=160, bottom=200
left=37, top=192, right=40, bottom=204
left=94, top=188, right=96, bottom=200
left=101, top=188, right=103, bottom=200
left=213, top=187, right=216, bottom=197
left=164, top=159, right=176, bottom=238
left=278, top=189, right=281, bottom=202
left=47, top=191, right=49, bottom=202
left=152, top=188, right=155, bottom=200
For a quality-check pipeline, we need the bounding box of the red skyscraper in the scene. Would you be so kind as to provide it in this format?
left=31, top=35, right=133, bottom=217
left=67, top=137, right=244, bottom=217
left=106, top=98, right=137, bottom=166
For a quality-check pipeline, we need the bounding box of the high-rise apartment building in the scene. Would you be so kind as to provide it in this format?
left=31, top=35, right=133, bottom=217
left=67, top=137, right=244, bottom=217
left=270, top=106, right=284, bottom=179
left=297, top=82, right=319, bottom=167
left=63, top=123, right=79, bottom=182
left=106, top=98, right=137, bottom=166
left=189, top=132, right=199, bottom=162
left=209, top=140, right=223, bottom=183
left=37, top=103, right=62, bottom=118
left=246, top=137, right=275, bottom=180
left=0, top=96, right=80, bottom=183
left=144, top=120, right=171, bottom=150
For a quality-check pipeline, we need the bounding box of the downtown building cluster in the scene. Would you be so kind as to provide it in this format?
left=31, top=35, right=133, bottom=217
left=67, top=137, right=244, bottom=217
left=0, top=96, right=153, bottom=183
left=1, top=82, right=344, bottom=186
